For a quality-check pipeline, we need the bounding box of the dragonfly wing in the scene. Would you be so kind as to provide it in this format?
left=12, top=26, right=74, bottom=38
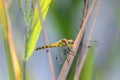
left=56, top=47, right=63, bottom=64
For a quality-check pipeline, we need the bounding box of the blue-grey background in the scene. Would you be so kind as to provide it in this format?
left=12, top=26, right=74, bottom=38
left=0, top=0, right=120, bottom=80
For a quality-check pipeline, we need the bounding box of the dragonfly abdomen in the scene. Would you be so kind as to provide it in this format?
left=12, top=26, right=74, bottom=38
left=35, top=39, right=74, bottom=51
left=36, top=42, right=59, bottom=50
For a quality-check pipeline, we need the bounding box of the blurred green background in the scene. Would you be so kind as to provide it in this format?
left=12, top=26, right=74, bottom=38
left=0, top=0, right=120, bottom=80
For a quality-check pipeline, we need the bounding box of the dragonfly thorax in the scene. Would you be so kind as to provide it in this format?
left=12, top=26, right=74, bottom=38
left=58, top=39, right=74, bottom=47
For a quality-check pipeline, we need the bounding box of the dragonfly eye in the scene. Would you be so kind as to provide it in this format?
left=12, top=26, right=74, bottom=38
left=71, top=42, right=74, bottom=44
left=68, top=40, right=74, bottom=44
left=61, top=39, right=66, bottom=43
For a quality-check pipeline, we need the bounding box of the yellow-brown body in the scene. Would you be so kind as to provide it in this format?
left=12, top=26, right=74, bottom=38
left=35, top=39, right=74, bottom=50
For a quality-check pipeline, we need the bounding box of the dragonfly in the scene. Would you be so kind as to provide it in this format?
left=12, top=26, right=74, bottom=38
left=36, top=39, right=74, bottom=63
left=35, top=39, right=97, bottom=64
left=35, top=39, right=74, bottom=52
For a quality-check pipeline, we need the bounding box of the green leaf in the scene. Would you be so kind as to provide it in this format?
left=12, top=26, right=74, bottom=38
left=79, top=47, right=95, bottom=80
left=24, top=0, right=51, bottom=60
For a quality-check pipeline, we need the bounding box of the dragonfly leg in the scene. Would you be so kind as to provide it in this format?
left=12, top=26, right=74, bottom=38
left=67, top=47, right=75, bottom=56
left=66, top=57, right=70, bottom=66
left=70, top=50, right=74, bottom=55
left=64, top=48, right=74, bottom=56
left=64, top=45, right=75, bottom=56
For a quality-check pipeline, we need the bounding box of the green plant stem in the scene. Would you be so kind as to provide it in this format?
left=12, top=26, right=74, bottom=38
left=22, top=36, right=29, bottom=80
left=22, top=23, right=30, bottom=80
left=22, top=1, right=31, bottom=79
left=22, top=39, right=28, bottom=80
left=22, top=60, right=26, bottom=80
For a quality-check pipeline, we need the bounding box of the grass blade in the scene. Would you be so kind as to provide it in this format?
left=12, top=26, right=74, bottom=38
left=0, top=0, right=22, bottom=80
left=24, top=0, right=51, bottom=60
